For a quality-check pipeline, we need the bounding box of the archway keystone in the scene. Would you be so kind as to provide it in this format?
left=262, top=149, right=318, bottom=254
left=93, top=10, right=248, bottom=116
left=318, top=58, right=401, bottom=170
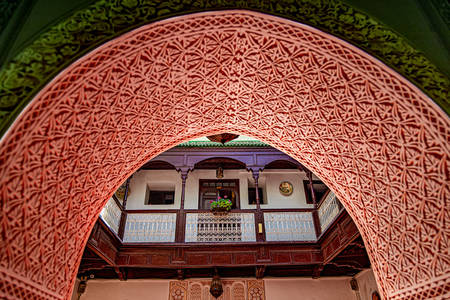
left=0, top=11, right=448, bottom=299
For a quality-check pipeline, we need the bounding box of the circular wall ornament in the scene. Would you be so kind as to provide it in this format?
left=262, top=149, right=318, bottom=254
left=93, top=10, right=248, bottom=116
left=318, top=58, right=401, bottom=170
left=279, top=181, right=293, bottom=196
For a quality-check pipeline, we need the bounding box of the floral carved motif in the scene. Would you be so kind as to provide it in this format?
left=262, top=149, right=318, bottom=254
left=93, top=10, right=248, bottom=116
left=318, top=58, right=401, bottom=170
left=170, top=280, right=256, bottom=300
left=1, top=1, right=448, bottom=138
left=0, top=11, right=448, bottom=300
left=170, top=281, right=188, bottom=300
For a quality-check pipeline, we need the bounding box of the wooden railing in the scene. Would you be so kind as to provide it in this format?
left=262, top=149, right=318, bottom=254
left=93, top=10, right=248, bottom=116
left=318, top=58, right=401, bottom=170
left=99, top=196, right=343, bottom=244
left=317, top=191, right=342, bottom=232
left=264, top=211, right=316, bottom=242
left=185, top=212, right=256, bottom=243
left=123, top=213, right=177, bottom=243
left=99, top=197, right=122, bottom=234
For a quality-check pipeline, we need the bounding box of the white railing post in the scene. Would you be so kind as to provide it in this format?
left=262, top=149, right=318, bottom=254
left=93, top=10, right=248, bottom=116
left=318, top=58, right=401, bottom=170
left=318, top=192, right=341, bottom=232
left=122, top=213, right=177, bottom=243
left=99, top=197, right=122, bottom=234
left=264, top=212, right=316, bottom=242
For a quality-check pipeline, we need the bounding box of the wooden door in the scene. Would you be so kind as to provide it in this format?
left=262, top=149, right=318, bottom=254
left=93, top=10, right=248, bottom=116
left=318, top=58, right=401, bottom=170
left=199, top=179, right=239, bottom=209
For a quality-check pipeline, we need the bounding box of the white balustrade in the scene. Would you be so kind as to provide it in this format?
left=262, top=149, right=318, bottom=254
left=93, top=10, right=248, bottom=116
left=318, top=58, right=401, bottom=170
left=123, top=213, right=176, bottom=243
left=185, top=213, right=256, bottom=242
left=264, top=212, right=316, bottom=241
left=99, top=197, right=121, bottom=234
left=318, top=191, right=341, bottom=232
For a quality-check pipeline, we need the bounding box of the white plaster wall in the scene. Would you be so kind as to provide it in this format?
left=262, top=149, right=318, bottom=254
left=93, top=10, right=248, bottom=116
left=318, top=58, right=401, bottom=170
left=265, top=277, right=357, bottom=300
left=80, top=279, right=169, bottom=300
left=242, top=170, right=313, bottom=209
left=71, top=279, right=80, bottom=300
left=126, top=170, right=181, bottom=210
left=126, top=169, right=315, bottom=210
left=80, top=277, right=356, bottom=300
left=184, top=169, right=253, bottom=209
left=355, top=269, right=380, bottom=300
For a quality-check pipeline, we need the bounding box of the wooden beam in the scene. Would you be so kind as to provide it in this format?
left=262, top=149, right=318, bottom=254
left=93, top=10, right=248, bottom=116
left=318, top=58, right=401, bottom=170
left=114, top=267, right=127, bottom=281
left=319, top=211, right=360, bottom=264
left=255, top=266, right=266, bottom=279
left=85, top=221, right=120, bottom=266
left=86, top=242, right=116, bottom=266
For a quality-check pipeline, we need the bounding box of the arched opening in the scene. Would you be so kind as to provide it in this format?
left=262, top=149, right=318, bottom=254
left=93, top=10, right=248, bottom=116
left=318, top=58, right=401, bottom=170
left=141, top=160, right=177, bottom=170
left=194, top=157, right=247, bottom=170
left=263, top=160, right=300, bottom=170
left=0, top=11, right=447, bottom=300
left=80, top=136, right=371, bottom=299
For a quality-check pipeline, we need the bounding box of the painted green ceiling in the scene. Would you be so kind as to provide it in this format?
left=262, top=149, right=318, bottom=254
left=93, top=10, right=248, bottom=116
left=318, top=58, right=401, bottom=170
left=0, top=0, right=448, bottom=136
left=2, top=0, right=449, bottom=72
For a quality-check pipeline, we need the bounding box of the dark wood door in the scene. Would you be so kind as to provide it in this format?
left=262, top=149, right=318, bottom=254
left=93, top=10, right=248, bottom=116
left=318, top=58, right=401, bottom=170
left=199, top=179, right=240, bottom=209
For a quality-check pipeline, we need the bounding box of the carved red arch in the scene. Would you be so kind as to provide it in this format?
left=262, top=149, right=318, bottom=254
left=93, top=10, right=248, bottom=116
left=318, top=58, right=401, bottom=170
left=0, top=11, right=448, bottom=300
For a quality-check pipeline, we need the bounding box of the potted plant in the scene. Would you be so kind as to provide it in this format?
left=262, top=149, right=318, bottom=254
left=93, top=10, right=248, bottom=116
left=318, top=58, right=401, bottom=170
left=210, top=195, right=232, bottom=214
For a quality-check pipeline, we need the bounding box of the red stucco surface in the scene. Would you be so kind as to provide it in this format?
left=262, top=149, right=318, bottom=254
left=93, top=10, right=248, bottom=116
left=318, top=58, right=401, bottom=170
left=0, top=11, right=448, bottom=299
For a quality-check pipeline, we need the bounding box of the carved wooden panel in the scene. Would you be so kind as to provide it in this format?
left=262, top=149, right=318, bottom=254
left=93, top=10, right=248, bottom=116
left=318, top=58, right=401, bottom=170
left=170, top=281, right=188, bottom=300
left=247, top=280, right=265, bottom=300
left=170, top=280, right=265, bottom=300
left=0, top=10, right=448, bottom=300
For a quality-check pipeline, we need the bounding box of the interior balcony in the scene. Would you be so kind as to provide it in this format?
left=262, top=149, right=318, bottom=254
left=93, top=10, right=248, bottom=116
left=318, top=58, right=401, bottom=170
left=78, top=140, right=369, bottom=281
left=100, top=188, right=341, bottom=244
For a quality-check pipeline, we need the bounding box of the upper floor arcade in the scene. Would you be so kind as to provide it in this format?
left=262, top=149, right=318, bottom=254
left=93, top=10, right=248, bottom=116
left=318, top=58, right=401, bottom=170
left=99, top=137, right=344, bottom=245
left=79, top=136, right=367, bottom=282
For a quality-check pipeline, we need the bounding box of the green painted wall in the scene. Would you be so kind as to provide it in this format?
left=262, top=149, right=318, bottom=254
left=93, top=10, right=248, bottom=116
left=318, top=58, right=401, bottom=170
left=0, top=0, right=448, bottom=137
left=2, top=0, right=448, bottom=75
left=344, top=0, right=449, bottom=76
left=0, top=0, right=92, bottom=65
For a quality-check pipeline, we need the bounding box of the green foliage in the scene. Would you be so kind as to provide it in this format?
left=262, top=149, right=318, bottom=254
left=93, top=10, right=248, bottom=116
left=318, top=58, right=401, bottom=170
left=0, top=0, right=448, bottom=136
left=210, top=197, right=232, bottom=211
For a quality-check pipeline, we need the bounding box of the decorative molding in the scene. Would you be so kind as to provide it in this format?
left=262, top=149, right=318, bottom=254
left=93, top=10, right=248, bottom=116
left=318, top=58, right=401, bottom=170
left=388, top=274, right=450, bottom=300
left=168, top=279, right=265, bottom=300
left=169, top=281, right=188, bottom=300
left=153, top=147, right=300, bottom=171
left=0, top=0, right=449, bottom=137
left=0, top=267, right=63, bottom=300
left=176, top=140, right=270, bottom=147
left=0, top=11, right=448, bottom=300
left=247, top=280, right=265, bottom=300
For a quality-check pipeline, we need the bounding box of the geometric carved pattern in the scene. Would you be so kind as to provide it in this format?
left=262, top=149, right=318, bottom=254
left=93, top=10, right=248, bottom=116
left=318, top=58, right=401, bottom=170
left=1, top=0, right=449, bottom=139
left=0, top=11, right=448, bottom=300
left=170, top=280, right=261, bottom=300
left=247, top=280, right=265, bottom=300
left=169, top=281, right=188, bottom=300
left=189, top=283, right=202, bottom=300
left=0, top=267, right=61, bottom=300
left=232, top=283, right=245, bottom=300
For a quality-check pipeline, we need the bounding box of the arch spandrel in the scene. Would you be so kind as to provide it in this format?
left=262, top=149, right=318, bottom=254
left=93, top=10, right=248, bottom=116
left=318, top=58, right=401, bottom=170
left=0, top=11, right=448, bottom=300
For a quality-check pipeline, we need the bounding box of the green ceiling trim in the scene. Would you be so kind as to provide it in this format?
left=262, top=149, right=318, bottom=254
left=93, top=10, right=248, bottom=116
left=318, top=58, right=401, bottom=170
left=430, top=0, right=450, bottom=28
left=0, top=0, right=449, bottom=137
left=176, top=141, right=270, bottom=148
left=0, top=1, right=20, bottom=37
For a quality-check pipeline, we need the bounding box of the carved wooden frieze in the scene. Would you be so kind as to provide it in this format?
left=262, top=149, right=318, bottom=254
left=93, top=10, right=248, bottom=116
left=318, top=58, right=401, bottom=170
left=169, top=279, right=265, bottom=300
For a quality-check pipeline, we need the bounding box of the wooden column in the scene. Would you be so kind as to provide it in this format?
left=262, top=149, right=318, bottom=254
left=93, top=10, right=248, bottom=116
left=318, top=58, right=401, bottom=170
left=176, top=169, right=188, bottom=243
left=252, top=170, right=261, bottom=210
left=118, top=178, right=130, bottom=240
left=307, top=170, right=317, bottom=206
left=251, top=168, right=265, bottom=242
left=306, top=170, right=322, bottom=237
left=180, top=171, right=188, bottom=209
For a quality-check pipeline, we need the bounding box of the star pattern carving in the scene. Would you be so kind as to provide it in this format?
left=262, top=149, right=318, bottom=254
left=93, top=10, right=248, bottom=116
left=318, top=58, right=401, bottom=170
left=0, top=11, right=448, bottom=300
